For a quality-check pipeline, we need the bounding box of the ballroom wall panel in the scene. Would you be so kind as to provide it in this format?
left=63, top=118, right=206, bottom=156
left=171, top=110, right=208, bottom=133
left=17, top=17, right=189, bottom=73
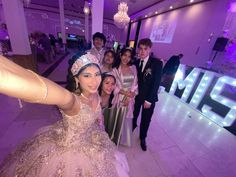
left=130, top=0, right=229, bottom=69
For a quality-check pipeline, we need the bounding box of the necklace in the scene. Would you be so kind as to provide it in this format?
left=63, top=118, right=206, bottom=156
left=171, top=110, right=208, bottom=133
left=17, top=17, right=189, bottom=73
left=81, top=93, right=89, bottom=100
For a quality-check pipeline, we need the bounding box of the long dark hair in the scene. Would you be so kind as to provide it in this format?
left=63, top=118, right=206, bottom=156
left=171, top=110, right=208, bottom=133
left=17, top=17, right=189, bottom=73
left=115, top=47, right=134, bottom=68
left=66, top=61, right=101, bottom=94
left=98, top=73, right=116, bottom=108
left=102, top=49, right=116, bottom=67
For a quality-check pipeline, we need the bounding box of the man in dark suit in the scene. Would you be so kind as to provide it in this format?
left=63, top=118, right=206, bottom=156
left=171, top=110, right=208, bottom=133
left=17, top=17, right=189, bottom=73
left=161, top=53, right=183, bottom=91
left=162, top=53, right=183, bottom=75
left=133, top=38, right=163, bottom=151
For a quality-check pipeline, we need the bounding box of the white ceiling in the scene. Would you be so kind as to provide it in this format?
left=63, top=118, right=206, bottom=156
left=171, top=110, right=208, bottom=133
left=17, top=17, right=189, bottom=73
left=29, top=0, right=165, bottom=20
left=0, top=0, right=210, bottom=21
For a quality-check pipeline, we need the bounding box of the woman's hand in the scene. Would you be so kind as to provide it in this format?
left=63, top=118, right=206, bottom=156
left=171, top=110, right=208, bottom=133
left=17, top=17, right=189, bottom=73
left=127, top=91, right=135, bottom=98
left=119, top=89, right=130, bottom=97
left=122, top=96, right=130, bottom=107
left=143, top=101, right=151, bottom=109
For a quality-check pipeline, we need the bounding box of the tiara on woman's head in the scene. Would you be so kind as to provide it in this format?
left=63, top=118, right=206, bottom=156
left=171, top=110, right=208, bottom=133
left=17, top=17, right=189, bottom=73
left=71, top=53, right=99, bottom=76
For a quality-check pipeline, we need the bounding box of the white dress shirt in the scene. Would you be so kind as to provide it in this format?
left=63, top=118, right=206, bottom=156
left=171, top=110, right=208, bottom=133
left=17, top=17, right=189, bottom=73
left=86, top=47, right=105, bottom=64
left=139, top=56, right=152, bottom=106
left=140, top=56, right=149, bottom=72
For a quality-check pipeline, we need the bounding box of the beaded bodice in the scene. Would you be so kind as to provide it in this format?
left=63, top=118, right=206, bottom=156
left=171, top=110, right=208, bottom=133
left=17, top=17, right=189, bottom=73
left=60, top=97, right=101, bottom=135
left=122, top=73, right=135, bottom=90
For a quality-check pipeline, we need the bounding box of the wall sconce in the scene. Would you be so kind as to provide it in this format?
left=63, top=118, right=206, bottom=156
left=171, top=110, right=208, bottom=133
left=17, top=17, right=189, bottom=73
left=83, top=1, right=90, bottom=15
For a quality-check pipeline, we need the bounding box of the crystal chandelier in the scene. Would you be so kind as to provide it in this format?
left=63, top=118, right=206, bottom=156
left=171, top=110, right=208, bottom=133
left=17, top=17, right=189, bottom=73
left=113, top=2, right=130, bottom=29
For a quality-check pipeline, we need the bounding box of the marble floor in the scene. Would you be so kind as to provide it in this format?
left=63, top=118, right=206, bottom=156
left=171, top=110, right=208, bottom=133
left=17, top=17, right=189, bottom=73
left=0, top=52, right=236, bottom=177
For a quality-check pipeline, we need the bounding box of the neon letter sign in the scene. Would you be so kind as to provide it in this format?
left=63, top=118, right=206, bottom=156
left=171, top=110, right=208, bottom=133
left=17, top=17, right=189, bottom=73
left=169, top=64, right=236, bottom=127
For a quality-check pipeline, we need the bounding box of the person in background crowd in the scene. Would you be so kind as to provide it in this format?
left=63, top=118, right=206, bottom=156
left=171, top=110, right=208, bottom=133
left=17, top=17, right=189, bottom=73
left=162, top=53, right=183, bottom=75
left=49, top=34, right=57, bottom=58
left=161, top=53, right=183, bottom=91
left=38, top=33, right=53, bottom=63
left=0, top=23, right=10, bottom=54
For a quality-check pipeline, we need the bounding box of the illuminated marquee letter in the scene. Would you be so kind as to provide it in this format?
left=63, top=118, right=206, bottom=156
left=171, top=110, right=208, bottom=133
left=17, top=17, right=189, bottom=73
left=169, top=64, right=201, bottom=102
left=189, top=71, right=215, bottom=108
left=202, top=76, right=236, bottom=127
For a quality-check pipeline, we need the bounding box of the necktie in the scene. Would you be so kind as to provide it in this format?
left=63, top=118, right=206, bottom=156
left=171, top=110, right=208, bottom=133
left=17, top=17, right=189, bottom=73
left=139, top=60, right=144, bottom=72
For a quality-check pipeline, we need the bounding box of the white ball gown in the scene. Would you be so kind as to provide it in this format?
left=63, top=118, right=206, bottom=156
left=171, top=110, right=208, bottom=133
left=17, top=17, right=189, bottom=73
left=0, top=96, right=129, bottom=177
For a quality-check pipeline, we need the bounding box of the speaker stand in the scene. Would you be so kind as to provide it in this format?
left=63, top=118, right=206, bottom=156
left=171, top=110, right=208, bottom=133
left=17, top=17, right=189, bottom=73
left=211, top=51, right=218, bottom=62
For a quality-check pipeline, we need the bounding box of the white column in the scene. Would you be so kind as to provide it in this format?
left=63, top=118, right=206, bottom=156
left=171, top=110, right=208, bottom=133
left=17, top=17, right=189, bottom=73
left=84, top=1, right=89, bottom=43
left=2, top=0, right=31, bottom=55
left=92, top=0, right=104, bottom=35
left=59, top=0, right=66, bottom=44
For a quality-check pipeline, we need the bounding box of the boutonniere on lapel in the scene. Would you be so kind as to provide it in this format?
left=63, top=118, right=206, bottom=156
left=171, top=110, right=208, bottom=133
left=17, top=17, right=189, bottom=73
left=144, top=68, right=152, bottom=76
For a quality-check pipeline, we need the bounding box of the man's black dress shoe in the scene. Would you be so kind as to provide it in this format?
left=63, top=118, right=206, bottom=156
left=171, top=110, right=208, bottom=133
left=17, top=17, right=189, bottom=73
left=140, top=139, right=147, bottom=151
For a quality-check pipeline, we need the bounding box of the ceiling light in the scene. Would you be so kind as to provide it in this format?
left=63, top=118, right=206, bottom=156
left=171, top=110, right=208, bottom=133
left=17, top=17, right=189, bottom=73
left=170, top=6, right=173, bottom=9
left=83, top=1, right=90, bottom=15
left=113, top=2, right=130, bottom=29
left=83, top=6, right=90, bottom=15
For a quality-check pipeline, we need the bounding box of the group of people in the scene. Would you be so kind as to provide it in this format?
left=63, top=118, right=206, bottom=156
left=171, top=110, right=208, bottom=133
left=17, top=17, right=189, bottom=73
left=0, top=23, right=62, bottom=64
left=0, top=30, right=164, bottom=176
left=0, top=23, right=10, bottom=55
left=67, top=32, right=164, bottom=151
left=30, top=32, right=60, bottom=63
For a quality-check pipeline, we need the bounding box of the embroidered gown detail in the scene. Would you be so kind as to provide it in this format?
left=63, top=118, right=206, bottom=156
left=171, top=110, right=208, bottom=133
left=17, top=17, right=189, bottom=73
left=0, top=96, right=129, bottom=177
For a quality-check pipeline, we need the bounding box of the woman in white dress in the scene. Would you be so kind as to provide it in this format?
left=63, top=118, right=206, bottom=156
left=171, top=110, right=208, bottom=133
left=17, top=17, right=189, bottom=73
left=0, top=53, right=129, bottom=177
left=112, top=48, right=138, bottom=146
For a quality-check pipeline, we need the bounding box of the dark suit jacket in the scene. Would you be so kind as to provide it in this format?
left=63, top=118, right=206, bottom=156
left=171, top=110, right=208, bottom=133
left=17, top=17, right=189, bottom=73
left=134, top=56, right=163, bottom=103
left=162, top=55, right=180, bottom=75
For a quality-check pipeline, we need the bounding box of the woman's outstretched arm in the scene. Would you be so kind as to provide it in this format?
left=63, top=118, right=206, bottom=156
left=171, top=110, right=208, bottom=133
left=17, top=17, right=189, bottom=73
left=0, top=55, right=78, bottom=115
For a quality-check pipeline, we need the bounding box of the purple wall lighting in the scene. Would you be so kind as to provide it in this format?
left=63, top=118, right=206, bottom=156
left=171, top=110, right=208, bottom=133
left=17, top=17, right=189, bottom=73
left=229, top=2, right=236, bottom=12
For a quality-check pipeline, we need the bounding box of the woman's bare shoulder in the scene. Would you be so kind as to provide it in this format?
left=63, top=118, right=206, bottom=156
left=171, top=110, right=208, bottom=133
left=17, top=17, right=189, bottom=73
left=60, top=93, right=81, bottom=117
